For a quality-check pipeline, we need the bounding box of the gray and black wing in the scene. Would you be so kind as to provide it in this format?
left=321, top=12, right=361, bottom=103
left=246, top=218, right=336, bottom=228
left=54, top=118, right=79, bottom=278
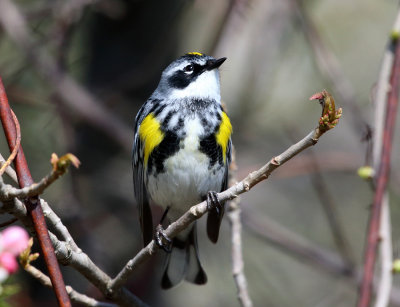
left=132, top=101, right=155, bottom=246
left=206, top=137, right=232, bottom=243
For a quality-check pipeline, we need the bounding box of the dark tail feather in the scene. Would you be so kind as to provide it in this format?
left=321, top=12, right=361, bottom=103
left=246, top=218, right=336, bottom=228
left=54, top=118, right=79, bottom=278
left=161, top=238, right=185, bottom=289
left=185, top=223, right=207, bottom=284
left=161, top=223, right=207, bottom=289
left=207, top=203, right=225, bottom=243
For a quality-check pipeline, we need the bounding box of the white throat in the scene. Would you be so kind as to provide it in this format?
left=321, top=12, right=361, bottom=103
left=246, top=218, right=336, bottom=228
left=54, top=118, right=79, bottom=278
left=170, top=70, right=221, bottom=101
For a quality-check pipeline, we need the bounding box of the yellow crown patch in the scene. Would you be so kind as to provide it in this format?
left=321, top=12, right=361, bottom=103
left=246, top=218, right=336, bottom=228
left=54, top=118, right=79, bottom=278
left=187, top=52, right=203, bottom=56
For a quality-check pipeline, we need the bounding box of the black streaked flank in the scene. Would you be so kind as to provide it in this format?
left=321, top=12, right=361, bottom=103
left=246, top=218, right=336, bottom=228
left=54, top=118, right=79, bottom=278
left=200, top=116, right=209, bottom=126
left=173, top=117, right=185, bottom=133
left=199, top=133, right=223, bottom=167
left=199, top=114, right=212, bottom=130
left=147, top=131, right=180, bottom=174
left=162, top=110, right=176, bottom=127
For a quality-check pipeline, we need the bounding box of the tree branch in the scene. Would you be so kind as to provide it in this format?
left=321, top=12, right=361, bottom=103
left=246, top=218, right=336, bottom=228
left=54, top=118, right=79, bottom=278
left=0, top=153, right=18, bottom=182
left=0, top=196, right=148, bottom=307
left=370, top=9, right=400, bottom=307
left=0, top=76, right=71, bottom=307
left=290, top=0, right=367, bottom=132
left=0, top=153, right=79, bottom=201
left=0, top=109, right=20, bottom=176
left=227, top=148, right=253, bottom=307
left=0, top=152, right=80, bottom=252
left=0, top=135, right=145, bottom=306
left=358, top=15, right=400, bottom=307
left=40, top=198, right=80, bottom=253
left=25, top=265, right=117, bottom=307
left=228, top=201, right=253, bottom=307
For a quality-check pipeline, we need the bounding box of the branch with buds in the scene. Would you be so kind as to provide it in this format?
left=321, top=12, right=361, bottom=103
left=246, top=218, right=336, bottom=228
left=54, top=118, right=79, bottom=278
left=0, top=84, right=342, bottom=306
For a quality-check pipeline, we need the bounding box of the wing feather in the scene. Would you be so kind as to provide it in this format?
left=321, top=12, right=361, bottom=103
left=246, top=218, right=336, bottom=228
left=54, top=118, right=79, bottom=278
left=206, top=136, right=232, bottom=243
left=132, top=99, right=160, bottom=246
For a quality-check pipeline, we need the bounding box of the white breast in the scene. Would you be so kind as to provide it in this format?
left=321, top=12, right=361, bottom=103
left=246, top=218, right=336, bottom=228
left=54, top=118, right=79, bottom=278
left=146, top=116, right=224, bottom=220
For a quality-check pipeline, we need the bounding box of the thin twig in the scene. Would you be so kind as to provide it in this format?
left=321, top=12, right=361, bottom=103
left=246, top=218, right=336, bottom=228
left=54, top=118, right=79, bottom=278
left=6, top=198, right=147, bottom=307
left=371, top=10, right=400, bottom=307
left=291, top=0, right=367, bottom=132
left=0, top=158, right=76, bottom=201
left=0, top=157, right=79, bottom=251
left=228, top=202, right=253, bottom=307
left=0, top=77, right=72, bottom=307
left=358, top=26, right=400, bottom=307
left=40, top=198, right=80, bottom=253
left=376, top=194, right=392, bottom=307
left=1, top=196, right=147, bottom=307
left=227, top=148, right=253, bottom=307
left=373, top=11, right=400, bottom=169
left=25, top=265, right=117, bottom=307
left=0, top=153, right=18, bottom=182
left=0, top=160, right=146, bottom=306
left=0, top=110, right=20, bottom=176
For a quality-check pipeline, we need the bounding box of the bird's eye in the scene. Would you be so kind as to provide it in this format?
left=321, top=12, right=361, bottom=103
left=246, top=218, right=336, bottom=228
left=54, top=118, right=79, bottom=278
left=183, top=64, right=194, bottom=74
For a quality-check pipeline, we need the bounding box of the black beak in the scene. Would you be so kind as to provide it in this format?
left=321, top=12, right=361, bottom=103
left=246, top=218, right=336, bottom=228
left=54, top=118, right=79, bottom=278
left=206, top=57, right=227, bottom=70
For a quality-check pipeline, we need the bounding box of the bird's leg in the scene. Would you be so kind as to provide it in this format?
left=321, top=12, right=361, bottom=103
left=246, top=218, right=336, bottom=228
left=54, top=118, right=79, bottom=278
left=206, top=191, right=222, bottom=216
left=155, top=207, right=172, bottom=253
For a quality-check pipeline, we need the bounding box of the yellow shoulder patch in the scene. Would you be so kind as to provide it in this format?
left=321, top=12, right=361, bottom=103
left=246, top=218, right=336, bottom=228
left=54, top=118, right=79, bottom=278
left=187, top=52, right=203, bottom=56
left=139, top=113, right=164, bottom=167
left=216, top=112, right=232, bottom=163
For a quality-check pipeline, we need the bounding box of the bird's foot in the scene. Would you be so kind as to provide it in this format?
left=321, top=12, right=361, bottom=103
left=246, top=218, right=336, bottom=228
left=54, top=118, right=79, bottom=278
left=206, top=191, right=222, bottom=216
left=155, top=224, right=172, bottom=253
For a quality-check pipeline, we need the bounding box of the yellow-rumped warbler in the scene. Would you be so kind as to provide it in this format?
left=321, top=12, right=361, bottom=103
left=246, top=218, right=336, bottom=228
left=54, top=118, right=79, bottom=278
left=132, top=52, right=232, bottom=289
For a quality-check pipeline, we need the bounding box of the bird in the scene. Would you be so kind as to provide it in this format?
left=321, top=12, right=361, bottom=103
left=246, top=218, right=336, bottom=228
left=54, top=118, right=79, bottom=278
left=132, top=52, right=232, bottom=289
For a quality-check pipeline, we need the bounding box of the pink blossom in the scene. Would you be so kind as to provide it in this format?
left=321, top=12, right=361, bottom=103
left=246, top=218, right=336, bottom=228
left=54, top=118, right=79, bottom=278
left=1, top=226, right=29, bottom=256
left=0, top=252, right=18, bottom=274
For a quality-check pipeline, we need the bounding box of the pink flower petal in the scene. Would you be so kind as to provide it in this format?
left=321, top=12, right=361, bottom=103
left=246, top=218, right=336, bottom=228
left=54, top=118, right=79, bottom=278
left=0, top=252, right=18, bottom=274
left=1, top=226, right=29, bottom=255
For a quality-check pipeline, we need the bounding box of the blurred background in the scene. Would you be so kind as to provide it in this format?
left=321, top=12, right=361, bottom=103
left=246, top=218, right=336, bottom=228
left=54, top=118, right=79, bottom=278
left=0, top=0, right=400, bottom=306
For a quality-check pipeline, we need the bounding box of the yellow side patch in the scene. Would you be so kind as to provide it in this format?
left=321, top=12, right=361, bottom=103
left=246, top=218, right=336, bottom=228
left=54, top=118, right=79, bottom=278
left=187, top=52, right=203, bottom=56
left=216, top=112, right=232, bottom=163
left=139, top=113, right=164, bottom=167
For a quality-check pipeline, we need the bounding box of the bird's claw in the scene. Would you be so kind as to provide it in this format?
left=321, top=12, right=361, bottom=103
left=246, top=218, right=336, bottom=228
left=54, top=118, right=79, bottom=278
left=207, top=191, right=222, bottom=216
left=155, top=224, right=172, bottom=253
